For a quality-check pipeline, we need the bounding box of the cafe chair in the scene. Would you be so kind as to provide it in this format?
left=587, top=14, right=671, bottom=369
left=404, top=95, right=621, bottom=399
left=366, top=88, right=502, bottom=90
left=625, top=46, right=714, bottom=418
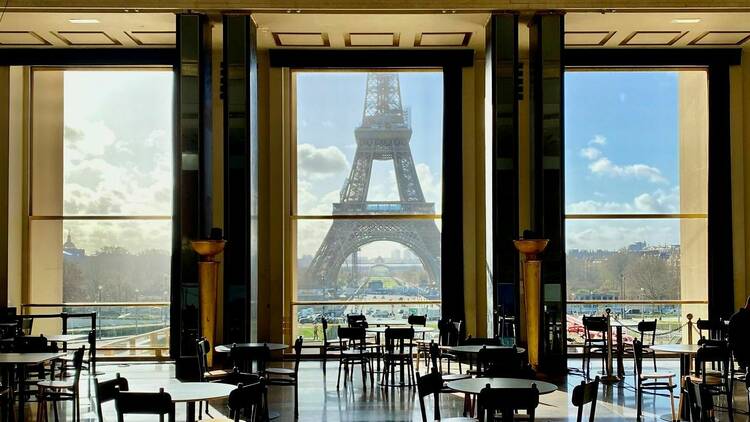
left=94, top=373, right=129, bottom=422
left=336, top=326, right=373, bottom=389
left=416, top=370, right=476, bottom=422
left=477, top=383, right=539, bottom=422
left=321, top=317, right=343, bottom=375
left=266, top=336, right=303, bottom=419
left=381, top=327, right=416, bottom=387
left=37, top=346, right=85, bottom=422
left=582, top=316, right=608, bottom=378
left=409, top=314, right=429, bottom=367
left=0, top=384, right=13, bottom=422
left=196, top=337, right=232, bottom=419
left=200, top=380, right=267, bottom=422
left=633, top=340, right=677, bottom=422
left=694, top=343, right=734, bottom=417
left=434, top=320, right=462, bottom=374
left=637, top=320, right=658, bottom=371
left=572, top=376, right=600, bottom=422
left=686, top=377, right=715, bottom=422
left=61, top=330, right=100, bottom=377
left=230, top=344, right=271, bottom=375
left=115, top=387, right=175, bottom=422
left=474, top=346, right=533, bottom=379
left=697, top=319, right=727, bottom=342
left=429, top=341, right=470, bottom=383
left=346, top=314, right=368, bottom=328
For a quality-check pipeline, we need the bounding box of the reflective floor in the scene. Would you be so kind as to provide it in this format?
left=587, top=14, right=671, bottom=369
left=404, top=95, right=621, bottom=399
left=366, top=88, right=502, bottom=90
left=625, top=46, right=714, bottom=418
left=11, top=358, right=750, bottom=421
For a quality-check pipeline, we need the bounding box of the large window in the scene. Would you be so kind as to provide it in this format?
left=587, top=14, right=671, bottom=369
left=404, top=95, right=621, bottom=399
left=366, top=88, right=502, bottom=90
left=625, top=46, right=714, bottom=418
left=292, top=70, right=443, bottom=340
left=29, top=69, right=173, bottom=357
left=565, top=70, right=708, bottom=344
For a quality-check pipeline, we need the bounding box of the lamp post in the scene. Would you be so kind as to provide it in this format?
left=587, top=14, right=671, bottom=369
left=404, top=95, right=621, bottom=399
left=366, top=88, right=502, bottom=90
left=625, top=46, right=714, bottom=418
left=97, top=285, right=103, bottom=337
left=513, top=237, right=549, bottom=370
left=191, top=228, right=226, bottom=367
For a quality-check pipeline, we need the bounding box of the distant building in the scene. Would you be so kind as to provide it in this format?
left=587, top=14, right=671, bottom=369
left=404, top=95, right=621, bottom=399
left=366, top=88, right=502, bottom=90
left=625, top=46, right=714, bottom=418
left=63, top=232, right=85, bottom=257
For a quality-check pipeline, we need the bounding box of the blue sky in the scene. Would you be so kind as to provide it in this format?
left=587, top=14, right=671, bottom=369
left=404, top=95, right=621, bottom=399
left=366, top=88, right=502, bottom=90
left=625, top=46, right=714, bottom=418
left=564, top=70, right=706, bottom=251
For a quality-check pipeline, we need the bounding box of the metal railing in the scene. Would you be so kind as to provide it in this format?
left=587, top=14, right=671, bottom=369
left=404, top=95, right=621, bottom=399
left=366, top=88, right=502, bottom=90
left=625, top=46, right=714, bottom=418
left=22, top=302, right=170, bottom=360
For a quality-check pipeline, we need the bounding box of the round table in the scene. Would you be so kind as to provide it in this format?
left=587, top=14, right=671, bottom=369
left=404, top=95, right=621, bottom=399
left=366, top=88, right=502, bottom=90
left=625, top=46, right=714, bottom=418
left=650, top=344, right=702, bottom=422
left=443, top=345, right=526, bottom=354
left=214, top=342, right=288, bottom=353
left=161, top=382, right=235, bottom=422
left=365, top=326, right=435, bottom=334
left=446, top=377, right=557, bottom=395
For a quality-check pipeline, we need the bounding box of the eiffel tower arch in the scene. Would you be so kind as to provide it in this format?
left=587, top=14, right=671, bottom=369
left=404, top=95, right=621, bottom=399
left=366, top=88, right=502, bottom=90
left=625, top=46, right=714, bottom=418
left=305, top=73, right=441, bottom=291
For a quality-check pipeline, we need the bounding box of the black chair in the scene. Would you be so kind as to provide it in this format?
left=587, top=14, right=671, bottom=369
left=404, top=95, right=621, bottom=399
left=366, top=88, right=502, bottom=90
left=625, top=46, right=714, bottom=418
left=582, top=316, right=608, bottom=377
left=416, top=370, right=475, bottom=422
left=408, top=315, right=427, bottom=327
left=477, top=383, right=539, bottom=422
left=434, top=320, right=462, bottom=373
left=697, top=319, right=727, bottom=342
left=429, top=341, right=470, bottom=383
left=94, top=373, right=129, bottom=422
left=572, top=376, right=600, bottom=422
left=336, top=326, right=373, bottom=389
left=475, top=346, right=531, bottom=378
left=634, top=340, right=677, bottom=421
left=346, top=314, right=368, bottom=328
left=637, top=320, right=658, bottom=371
left=320, top=317, right=342, bottom=375
left=62, top=330, right=99, bottom=377
left=266, top=337, right=303, bottom=418
left=197, top=338, right=231, bottom=382
left=37, top=346, right=85, bottom=422
left=0, top=385, right=13, bottom=422
left=226, top=381, right=267, bottom=422
left=381, top=327, right=415, bottom=386
left=230, top=344, right=271, bottom=374
left=694, top=343, right=733, bottom=418
left=115, top=387, right=175, bottom=422
left=686, top=376, right=715, bottom=422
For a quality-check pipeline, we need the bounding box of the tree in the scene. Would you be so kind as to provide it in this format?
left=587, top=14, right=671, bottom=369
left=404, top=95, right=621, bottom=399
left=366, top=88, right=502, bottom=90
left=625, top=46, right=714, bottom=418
left=625, top=255, right=679, bottom=300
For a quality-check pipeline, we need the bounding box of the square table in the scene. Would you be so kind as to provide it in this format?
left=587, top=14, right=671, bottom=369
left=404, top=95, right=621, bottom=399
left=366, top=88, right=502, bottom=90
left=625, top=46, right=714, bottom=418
left=0, top=352, right=66, bottom=421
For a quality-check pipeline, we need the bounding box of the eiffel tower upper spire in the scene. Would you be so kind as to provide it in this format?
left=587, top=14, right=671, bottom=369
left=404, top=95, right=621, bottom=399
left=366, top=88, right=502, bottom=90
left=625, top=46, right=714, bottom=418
left=360, top=73, right=408, bottom=129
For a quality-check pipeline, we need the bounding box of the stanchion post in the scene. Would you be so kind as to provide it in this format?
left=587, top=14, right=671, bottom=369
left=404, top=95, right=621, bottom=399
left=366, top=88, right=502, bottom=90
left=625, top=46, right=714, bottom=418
left=600, top=308, right=621, bottom=384
left=686, top=313, right=693, bottom=345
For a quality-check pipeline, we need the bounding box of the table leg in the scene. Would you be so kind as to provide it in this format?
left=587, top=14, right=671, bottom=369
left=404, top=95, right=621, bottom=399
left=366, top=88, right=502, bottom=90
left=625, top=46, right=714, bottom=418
left=616, top=326, right=624, bottom=378
left=17, top=364, right=25, bottom=422
left=186, top=401, right=196, bottom=422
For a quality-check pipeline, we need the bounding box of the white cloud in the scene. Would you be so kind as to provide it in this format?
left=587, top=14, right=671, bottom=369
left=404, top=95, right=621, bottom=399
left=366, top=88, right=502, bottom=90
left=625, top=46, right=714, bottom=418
left=588, top=158, right=668, bottom=184
left=566, top=221, right=678, bottom=251
left=416, top=163, right=442, bottom=212
left=567, top=187, right=679, bottom=214
left=589, top=135, right=607, bottom=146
left=297, top=143, right=349, bottom=180
left=579, top=147, right=601, bottom=160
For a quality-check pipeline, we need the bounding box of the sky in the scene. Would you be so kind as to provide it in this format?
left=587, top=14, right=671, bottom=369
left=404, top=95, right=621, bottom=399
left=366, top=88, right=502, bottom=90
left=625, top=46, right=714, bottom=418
left=564, top=70, right=707, bottom=251
left=61, top=70, right=173, bottom=254
left=294, top=71, right=443, bottom=260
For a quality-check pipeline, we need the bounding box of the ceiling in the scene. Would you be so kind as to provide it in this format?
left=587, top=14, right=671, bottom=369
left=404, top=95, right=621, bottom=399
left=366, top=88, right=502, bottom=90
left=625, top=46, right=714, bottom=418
left=0, top=11, right=749, bottom=51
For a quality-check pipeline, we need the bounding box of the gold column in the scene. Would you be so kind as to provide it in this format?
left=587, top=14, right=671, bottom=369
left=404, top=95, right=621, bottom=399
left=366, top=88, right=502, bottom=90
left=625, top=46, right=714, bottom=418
left=191, top=237, right=226, bottom=367
left=513, top=238, right=548, bottom=369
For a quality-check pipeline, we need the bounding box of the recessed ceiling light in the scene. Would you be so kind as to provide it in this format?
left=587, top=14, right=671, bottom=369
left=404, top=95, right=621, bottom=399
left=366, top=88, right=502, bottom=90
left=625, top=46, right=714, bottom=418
left=671, top=18, right=701, bottom=24
left=69, top=18, right=100, bottom=24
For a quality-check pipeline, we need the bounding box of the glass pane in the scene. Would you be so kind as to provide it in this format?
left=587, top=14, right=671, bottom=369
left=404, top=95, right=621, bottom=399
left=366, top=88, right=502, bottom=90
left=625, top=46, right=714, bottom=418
left=296, top=218, right=442, bottom=302
left=33, top=70, right=174, bottom=216
left=564, top=70, right=707, bottom=215
left=295, top=71, right=443, bottom=216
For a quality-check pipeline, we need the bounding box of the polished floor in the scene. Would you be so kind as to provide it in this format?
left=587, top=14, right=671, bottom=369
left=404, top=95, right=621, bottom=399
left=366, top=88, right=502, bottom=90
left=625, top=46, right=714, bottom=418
left=11, top=358, right=750, bottom=421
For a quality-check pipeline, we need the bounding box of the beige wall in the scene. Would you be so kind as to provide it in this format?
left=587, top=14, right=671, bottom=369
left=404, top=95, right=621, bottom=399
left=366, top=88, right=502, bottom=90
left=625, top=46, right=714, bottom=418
left=732, top=51, right=750, bottom=311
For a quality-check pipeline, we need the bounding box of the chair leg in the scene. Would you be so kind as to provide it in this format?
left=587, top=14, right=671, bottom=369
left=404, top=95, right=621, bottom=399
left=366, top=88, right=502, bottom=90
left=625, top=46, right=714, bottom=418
left=336, top=359, right=343, bottom=389
left=668, top=382, right=676, bottom=422
left=294, top=381, right=299, bottom=419
left=636, top=384, right=642, bottom=420
left=652, top=353, right=657, bottom=372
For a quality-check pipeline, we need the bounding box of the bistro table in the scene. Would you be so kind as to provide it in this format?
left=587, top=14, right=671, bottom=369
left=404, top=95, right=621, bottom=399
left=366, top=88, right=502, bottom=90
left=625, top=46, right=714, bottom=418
left=161, top=382, right=235, bottom=422
left=0, top=352, right=66, bottom=421
left=365, top=326, right=435, bottom=334
left=447, top=377, right=557, bottom=417
left=650, top=344, right=702, bottom=421
left=442, top=345, right=526, bottom=354
left=214, top=342, right=288, bottom=354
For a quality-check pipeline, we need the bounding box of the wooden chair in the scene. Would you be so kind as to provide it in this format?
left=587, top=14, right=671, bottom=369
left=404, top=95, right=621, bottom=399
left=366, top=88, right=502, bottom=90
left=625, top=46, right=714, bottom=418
left=582, top=316, right=608, bottom=377
left=200, top=380, right=267, bottom=422
left=475, top=346, right=532, bottom=378
left=115, top=387, right=175, bottom=422
left=637, top=320, right=658, bottom=371
left=336, top=326, right=373, bottom=389
left=266, top=337, right=303, bottom=418
left=435, top=320, right=462, bottom=374
left=62, top=330, right=98, bottom=376
left=429, top=341, right=470, bottom=382
left=321, top=317, right=343, bottom=375
left=94, top=373, right=129, bottom=422
left=196, top=337, right=231, bottom=419
left=0, top=385, right=13, bottom=422
left=477, top=383, right=539, bottom=422
left=229, top=344, right=271, bottom=375
left=416, top=370, right=475, bottom=422
left=346, top=314, right=368, bottom=328
left=634, top=340, right=677, bottom=422
left=381, top=327, right=415, bottom=386
left=686, top=376, right=715, bottom=422
left=572, top=376, right=599, bottom=422
left=697, top=319, right=727, bottom=342
left=37, top=346, right=85, bottom=422
left=694, top=343, right=733, bottom=418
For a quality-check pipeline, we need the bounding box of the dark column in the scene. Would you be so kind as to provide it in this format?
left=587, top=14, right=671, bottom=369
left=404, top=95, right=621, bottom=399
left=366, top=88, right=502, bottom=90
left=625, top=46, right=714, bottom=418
left=529, top=13, right=566, bottom=374
left=222, top=15, right=259, bottom=343
left=485, top=13, right=520, bottom=339
left=172, top=13, right=213, bottom=379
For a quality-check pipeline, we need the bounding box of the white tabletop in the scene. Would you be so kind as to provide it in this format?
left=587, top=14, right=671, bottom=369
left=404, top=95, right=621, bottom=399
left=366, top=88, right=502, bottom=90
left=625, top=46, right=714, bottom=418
left=650, top=344, right=701, bottom=354
left=446, top=377, right=557, bottom=395
left=214, top=342, right=287, bottom=353
left=443, top=345, right=526, bottom=354
left=160, top=382, right=235, bottom=403
left=46, top=334, right=88, bottom=342
left=0, top=352, right=66, bottom=364
left=365, top=326, right=435, bottom=334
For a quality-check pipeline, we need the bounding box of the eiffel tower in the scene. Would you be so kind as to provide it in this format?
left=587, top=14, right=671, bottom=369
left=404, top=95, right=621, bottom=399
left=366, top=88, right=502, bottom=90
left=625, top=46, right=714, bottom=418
left=305, top=73, right=441, bottom=292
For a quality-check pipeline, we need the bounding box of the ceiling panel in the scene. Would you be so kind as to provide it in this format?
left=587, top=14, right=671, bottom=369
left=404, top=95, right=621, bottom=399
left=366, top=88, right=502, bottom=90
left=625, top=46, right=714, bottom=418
left=0, top=31, right=50, bottom=46
left=346, top=33, right=399, bottom=47
left=415, top=32, right=471, bottom=47
left=620, top=31, right=686, bottom=46
left=53, top=31, right=122, bottom=46
left=564, top=31, right=615, bottom=46
left=689, top=31, right=750, bottom=46
left=273, top=32, right=330, bottom=46
left=125, top=30, right=176, bottom=46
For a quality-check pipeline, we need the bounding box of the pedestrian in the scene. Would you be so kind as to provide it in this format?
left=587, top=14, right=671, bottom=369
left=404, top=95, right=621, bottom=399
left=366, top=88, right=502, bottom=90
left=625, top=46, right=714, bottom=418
left=313, top=322, right=319, bottom=340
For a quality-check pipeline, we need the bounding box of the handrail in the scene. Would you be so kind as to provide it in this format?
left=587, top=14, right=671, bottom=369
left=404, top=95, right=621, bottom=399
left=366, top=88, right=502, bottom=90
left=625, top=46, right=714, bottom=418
left=23, top=302, right=169, bottom=308
left=291, top=300, right=440, bottom=306
left=568, top=300, right=707, bottom=305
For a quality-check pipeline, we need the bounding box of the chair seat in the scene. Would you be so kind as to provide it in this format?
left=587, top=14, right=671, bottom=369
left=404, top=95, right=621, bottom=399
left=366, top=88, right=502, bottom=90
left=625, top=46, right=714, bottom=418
left=37, top=380, right=74, bottom=389
left=205, top=369, right=231, bottom=379
left=441, top=373, right=471, bottom=381
left=265, top=367, right=295, bottom=375
left=641, top=372, right=675, bottom=380
left=342, top=349, right=370, bottom=356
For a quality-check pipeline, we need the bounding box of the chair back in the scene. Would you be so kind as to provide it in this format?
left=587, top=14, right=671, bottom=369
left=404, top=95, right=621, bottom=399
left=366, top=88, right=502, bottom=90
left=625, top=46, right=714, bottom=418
left=695, top=343, right=730, bottom=382
left=337, top=326, right=366, bottom=351
left=115, top=388, right=175, bottom=422
left=696, top=319, right=726, bottom=341
left=292, top=336, right=304, bottom=374
left=429, top=341, right=440, bottom=372
left=476, top=346, right=523, bottom=377
left=637, top=320, right=657, bottom=346
left=70, top=346, right=86, bottom=389
left=346, top=314, right=368, bottom=328
left=408, top=315, right=427, bottom=326
left=384, top=327, right=414, bottom=356
left=196, top=337, right=210, bottom=381
left=463, top=337, right=503, bottom=347
left=230, top=344, right=271, bottom=374
left=21, top=318, right=33, bottom=336
left=572, top=376, right=599, bottom=422
left=477, top=384, right=539, bottom=422
left=686, top=377, right=715, bottom=422
left=437, top=319, right=462, bottom=347
left=223, top=369, right=262, bottom=386
left=228, top=381, right=266, bottom=422
left=583, top=316, right=607, bottom=341
left=633, top=339, right=645, bottom=376
left=95, top=373, right=129, bottom=422
left=13, top=334, right=53, bottom=352
left=416, top=370, right=443, bottom=422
